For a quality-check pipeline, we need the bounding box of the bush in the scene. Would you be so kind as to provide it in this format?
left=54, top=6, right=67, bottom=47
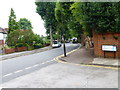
left=33, top=43, right=42, bottom=49
left=15, top=43, right=24, bottom=47
left=15, top=43, right=29, bottom=47
left=27, top=46, right=34, bottom=51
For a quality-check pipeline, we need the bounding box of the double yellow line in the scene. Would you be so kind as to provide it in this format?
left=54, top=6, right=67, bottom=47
left=53, top=48, right=120, bottom=70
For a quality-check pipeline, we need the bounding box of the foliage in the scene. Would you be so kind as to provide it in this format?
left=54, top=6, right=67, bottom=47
left=8, top=8, right=20, bottom=34
left=6, top=30, right=44, bottom=48
left=70, top=2, right=120, bottom=34
left=35, top=2, right=58, bottom=34
left=68, top=16, right=83, bottom=41
left=18, top=18, right=33, bottom=30
left=33, top=43, right=42, bottom=49
left=55, top=2, right=74, bottom=39
left=15, top=43, right=29, bottom=47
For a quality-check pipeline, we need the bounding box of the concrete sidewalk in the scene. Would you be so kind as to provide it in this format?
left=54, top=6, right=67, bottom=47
left=60, top=47, right=120, bottom=67
left=0, top=46, right=52, bottom=61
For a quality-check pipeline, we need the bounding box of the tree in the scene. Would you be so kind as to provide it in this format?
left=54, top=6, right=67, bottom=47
left=55, top=2, right=74, bottom=56
left=70, top=2, right=120, bottom=35
left=6, top=30, right=43, bottom=48
left=55, top=2, right=74, bottom=39
left=8, top=8, right=20, bottom=34
left=18, top=18, right=33, bottom=30
left=68, top=18, right=83, bottom=42
left=35, top=2, right=58, bottom=46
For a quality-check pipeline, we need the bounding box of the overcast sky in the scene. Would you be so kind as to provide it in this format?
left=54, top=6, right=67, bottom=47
left=0, top=0, right=46, bottom=36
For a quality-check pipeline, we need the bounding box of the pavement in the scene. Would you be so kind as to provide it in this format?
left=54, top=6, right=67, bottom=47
left=58, top=47, right=120, bottom=68
left=0, top=46, right=52, bottom=61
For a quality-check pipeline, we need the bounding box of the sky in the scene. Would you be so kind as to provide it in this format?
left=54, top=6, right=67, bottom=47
left=0, top=0, right=47, bottom=36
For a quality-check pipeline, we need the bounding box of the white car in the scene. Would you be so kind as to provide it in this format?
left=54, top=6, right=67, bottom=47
left=52, top=41, right=61, bottom=48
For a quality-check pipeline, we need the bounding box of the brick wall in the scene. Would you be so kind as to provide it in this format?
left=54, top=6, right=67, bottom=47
left=93, top=31, right=120, bottom=58
left=0, top=40, right=4, bottom=45
left=4, top=48, right=16, bottom=54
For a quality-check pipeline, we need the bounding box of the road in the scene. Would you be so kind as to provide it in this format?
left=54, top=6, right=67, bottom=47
left=0, top=43, right=79, bottom=83
left=0, top=43, right=118, bottom=88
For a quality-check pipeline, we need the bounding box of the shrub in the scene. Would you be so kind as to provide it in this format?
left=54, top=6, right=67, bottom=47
left=33, top=43, right=42, bottom=49
left=15, top=43, right=24, bottom=47
left=15, top=43, right=29, bottom=47
left=6, top=30, right=44, bottom=48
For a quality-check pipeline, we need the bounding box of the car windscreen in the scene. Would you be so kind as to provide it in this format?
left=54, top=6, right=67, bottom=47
left=53, top=41, right=58, bottom=44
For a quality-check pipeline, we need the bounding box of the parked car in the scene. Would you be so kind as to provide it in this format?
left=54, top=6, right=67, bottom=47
left=52, top=41, right=61, bottom=48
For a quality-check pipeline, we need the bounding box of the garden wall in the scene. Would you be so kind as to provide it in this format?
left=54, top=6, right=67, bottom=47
left=4, top=48, right=16, bottom=54
left=16, top=47, right=27, bottom=52
left=93, top=31, right=120, bottom=58
left=0, top=40, right=4, bottom=45
left=4, top=47, right=27, bottom=54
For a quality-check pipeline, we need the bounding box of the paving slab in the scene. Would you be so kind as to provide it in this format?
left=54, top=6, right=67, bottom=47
left=60, top=47, right=120, bottom=67
left=60, top=47, right=94, bottom=64
left=93, top=58, right=120, bottom=67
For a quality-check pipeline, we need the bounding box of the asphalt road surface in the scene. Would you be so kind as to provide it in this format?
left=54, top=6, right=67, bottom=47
left=1, top=60, right=118, bottom=88
left=0, top=43, right=118, bottom=88
left=0, top=43, right=79, bottom=83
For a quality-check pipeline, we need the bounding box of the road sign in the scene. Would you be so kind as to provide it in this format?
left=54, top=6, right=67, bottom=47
left=102, top=45, right=117, bottom=51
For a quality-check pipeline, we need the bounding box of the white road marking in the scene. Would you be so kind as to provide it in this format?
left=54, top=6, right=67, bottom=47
left=3, top=60, right=55, bottom=78
left=25, top=67, right=32, bottom=70
left=41, top=62, right=45, bottom=64
left=50, top=60, right=54, bottom=61
left=41, top=60, right=52, bottom=64
left=45, top=61, right=51, bottom=63
left=14, top=70, right=23, bottom=73
left=3, top=73, right=13, bottom=77
left=33, top=64, right=39, bottom=67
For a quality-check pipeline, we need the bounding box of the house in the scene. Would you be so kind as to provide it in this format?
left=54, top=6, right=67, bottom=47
left=0, top=27, right=7, bottom=45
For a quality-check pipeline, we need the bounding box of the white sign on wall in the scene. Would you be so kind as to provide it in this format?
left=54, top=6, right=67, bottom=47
left=102, top=45, right=117, bottom=51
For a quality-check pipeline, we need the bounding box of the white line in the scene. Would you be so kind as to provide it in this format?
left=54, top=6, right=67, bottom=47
left=41, top=60, right=54, bottom=64
left=3, top=73, right=13, bottom=77
left=33, top=64, right=39, bottom=67
left=41, top=62, right=45, bottom=64
left=45, top=61, right=51, bottom=63
left=14, top=70, right=23, bottom=73
left=50, top=60, right=54, bottom=61
left=25, top=67, right=32, bottom=70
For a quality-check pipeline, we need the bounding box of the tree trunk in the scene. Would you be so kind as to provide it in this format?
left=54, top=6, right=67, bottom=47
left=77, top=35, right=81, bottom=43
left=85, top=36, right=93, bottom=48
left=50, top=26, right=53, bottom=47
left=81, top=34, right=86, bottom=46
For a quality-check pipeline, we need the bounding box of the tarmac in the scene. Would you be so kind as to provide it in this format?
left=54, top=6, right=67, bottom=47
left=0, top=45, right=119, bottom=68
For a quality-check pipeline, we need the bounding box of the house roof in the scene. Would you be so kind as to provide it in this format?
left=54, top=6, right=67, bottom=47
left=0, top=27, right=7, bottom=34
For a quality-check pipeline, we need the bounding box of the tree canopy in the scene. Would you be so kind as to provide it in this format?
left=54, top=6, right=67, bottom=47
left=35, top=2, right=120, bottom=40
left=8, top=8, right=20, bottom=34
left=18, top=18, right=33, bottom=30
left=71, top=2, right=120, bottom=35
left=35, top=2, right=57, bottom=34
